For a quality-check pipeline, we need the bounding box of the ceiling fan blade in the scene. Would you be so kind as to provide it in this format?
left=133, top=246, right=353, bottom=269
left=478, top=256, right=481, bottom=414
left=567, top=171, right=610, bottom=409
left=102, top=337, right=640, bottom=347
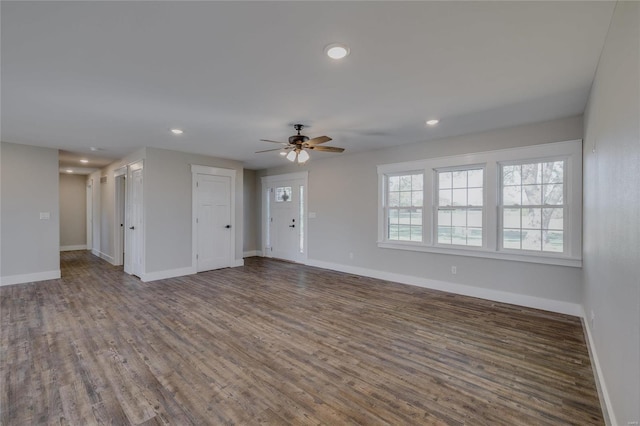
left=306, top=136, right=332, bottom=146
left=308, top=146, right=345, bottom=153
left=260, top=139, right=288, bottom=145
left=255, top=148, right=286, bottom=153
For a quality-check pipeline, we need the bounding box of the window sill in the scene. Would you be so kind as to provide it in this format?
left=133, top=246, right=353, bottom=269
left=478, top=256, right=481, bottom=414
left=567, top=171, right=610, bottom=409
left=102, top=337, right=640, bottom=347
left=377, top=241, right=582, bottom=268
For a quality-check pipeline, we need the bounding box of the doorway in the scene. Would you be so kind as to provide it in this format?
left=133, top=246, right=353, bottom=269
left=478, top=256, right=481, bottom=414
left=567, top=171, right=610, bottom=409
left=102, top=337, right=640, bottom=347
left=114, top=170, right=126, bottom=266
left=262, top=172, right=308, bottom=263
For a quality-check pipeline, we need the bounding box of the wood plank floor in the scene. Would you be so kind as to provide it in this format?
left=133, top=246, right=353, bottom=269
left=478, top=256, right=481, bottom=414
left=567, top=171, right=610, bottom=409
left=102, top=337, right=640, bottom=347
left=1, top=251, right=603, bottom=425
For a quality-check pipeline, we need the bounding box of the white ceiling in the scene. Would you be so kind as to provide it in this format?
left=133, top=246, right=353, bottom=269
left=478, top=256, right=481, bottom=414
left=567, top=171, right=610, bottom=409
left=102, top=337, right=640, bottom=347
left=1, top=1, right=614, bottom=170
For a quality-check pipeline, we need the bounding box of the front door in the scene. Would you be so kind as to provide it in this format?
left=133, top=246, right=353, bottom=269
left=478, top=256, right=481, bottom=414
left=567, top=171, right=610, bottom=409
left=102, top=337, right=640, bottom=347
left=265, top=176, right=306, bottom=263
left=196, top=173, right=232, bottom=272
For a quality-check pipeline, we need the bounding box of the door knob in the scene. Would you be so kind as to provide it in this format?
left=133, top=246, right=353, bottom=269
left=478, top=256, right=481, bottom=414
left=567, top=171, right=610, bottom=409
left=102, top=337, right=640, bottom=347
left=129, top=226, right=135, bottom=230
left=225, top=225, right=231, bottom=229
left=289, top=224, right=295, bottom=228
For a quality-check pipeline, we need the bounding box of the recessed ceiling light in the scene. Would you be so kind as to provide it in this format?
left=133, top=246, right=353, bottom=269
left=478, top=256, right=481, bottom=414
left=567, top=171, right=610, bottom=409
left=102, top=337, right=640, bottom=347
left=66, top=169, right=73, bottom=173
left=90, top=147, right=99, bottom=151
left=80, top=159, right=89, bottom=164
left=325, top=43, right=350, bottom=60
left=426, top=119, right=440, bottom=126
left=170, top=128, right=184, bottom=135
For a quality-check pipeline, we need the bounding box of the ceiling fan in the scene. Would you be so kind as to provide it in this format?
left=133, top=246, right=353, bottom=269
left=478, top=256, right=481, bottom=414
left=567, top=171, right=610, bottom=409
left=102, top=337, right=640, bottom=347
left=256, top=124, right=345, bottom=164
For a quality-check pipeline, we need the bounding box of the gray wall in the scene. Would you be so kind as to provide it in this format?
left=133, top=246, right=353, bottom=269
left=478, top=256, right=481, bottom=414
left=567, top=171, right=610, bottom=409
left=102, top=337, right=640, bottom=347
left=59, top=173, right=87, bottom=248
left=243, top=169, right=259, bottom=254
left=258, top=116, right=584, bottom=306
left=0, top=142, right=60, bottom=282
left=582, top=1, right=640, bottom=424
left=144, top=147, right=244, bottom=273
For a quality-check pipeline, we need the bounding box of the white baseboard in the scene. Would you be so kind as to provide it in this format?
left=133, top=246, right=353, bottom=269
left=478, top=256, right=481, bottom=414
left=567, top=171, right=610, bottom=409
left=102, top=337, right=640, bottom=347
left=140, top=266, right=196, bottom=282
left=0, top=270, right=61, bottom=286
left=305, top=259, right=583, bottom=317
left=243, top=250, right=262, bottom=258
left=232, top=258, right=245, bottom=267
left=581, top=313, right=616, bottom=426
left=91, top=249, right=115, bottom=264
left=60, top=244, right=87, bottom=252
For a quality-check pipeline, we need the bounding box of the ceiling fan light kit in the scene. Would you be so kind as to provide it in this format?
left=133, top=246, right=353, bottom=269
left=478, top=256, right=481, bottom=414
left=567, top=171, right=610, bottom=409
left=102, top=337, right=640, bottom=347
left=257, top=123, right=345, bottom=164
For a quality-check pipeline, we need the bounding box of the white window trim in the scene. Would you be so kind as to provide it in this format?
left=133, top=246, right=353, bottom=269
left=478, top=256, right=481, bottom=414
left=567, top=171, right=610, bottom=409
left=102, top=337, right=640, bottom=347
left=377, top=140, right=582, bottom=267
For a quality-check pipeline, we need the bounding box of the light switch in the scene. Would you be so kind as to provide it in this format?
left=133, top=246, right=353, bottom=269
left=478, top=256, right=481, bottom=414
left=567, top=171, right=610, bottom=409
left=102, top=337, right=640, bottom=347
left=40, top=212, right=50, bottom=220
left=309, top=212, right=317, bottom=219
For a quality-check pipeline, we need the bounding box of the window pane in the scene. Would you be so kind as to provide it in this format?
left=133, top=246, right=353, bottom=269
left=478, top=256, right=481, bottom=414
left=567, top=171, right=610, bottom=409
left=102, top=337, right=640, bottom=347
left=452, top=171, right=467, bottom=188
left=543, top=161, right=564, bottom=184
left=399, top=209, right=411, bottom=224
left=522, top=208, right=541, bottom=229
left=439, top=172, right=452, bottom=189
left=522, top=229, right=542, bottom=250
left=468, top=188, right=483, bottom=206
left=503, top=208, right=521, bottom=228
left=503, top=165, right=521, bottom=186
left=467, top=228, right=482, bottom=247
left=412, top=174, right=424, bottom=191
left=388, top=192, right=399, bottom=207
left=503, top=186, right=521, bottom=205
left=452, top=209, right=466, bottom=227
left=388, top=176, right=400, bottom=191
left=452, top=227, right=467, bottom=245
left=522, top=163, right=542, bottom=184
left=388, top=224, right=399, bottom=240
left=543, top=231, right=563, bottom=252
left=398, top=225, right=411, bottom=241
left=399, top=175, right=412, bottom=191
left=468, top=209, right=482, bottom=227
left=544, top=208, right=564, bottom=231
left=438, top=210, right=452, bottom=226
left=275, top=186, right=292, bottom=202
left=503, top=229, right=521, bottom=249
left=438, top=226, right=452, bottom=244
left=468, top=169, right=483, bottom=188
left=452, top=188, right=466, bottom=206
left=439, top=189, right=452, bottom=207
left=543, top=184, right=563, bottom=205
left=388, top=209, right=399, bottom=225
left=399, top=191, right=412, bottom=206
left=522, top=185, right=542, bottom=205
left=412, top=190, right=424, bottom=207
left=411, top=209, right=423, bottom=226
left=410, top=226, right=423, bottom=241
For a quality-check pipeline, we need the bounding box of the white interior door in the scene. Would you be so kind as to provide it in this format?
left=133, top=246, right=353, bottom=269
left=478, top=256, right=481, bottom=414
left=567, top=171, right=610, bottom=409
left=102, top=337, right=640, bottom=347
left=196, top=173, right=232, bottom=272
left=86, top=180, right=93, bottom=250
left=125, top=161, right=144, bottom=277
left=266, top=178, right=306, bottom=263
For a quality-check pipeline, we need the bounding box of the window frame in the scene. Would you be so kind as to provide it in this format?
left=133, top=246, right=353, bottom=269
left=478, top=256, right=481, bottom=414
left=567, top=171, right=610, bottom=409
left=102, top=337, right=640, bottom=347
left=383, top=171, right=425, bottom=243
left=434, top=164, right=486, bottom=250
left=377, top=140, right=582, bottom=267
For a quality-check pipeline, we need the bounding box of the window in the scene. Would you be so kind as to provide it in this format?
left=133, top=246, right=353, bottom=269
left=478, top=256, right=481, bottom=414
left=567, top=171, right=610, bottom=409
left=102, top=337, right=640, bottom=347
left=437, top=168, right=484, bottom=247
left=377, top=140, right=582, bottom=267
left=385, top=173, right=423, bottom=242
left=275, top=186, right=292, bottom=202
left=501, top=161, right=565, bottom=253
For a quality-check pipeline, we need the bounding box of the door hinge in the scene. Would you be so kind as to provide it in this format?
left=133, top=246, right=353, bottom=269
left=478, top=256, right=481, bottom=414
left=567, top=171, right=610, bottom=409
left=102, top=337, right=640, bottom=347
left=196, top=254, right=199, bottom=259
left=196, top=218, right=199, bottom=223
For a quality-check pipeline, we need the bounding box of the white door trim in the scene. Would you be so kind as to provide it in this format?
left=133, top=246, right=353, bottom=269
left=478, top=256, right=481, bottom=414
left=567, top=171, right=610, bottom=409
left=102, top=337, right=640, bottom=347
left=191, top=165, right=236, bottom=272
left=261, top=171, right=309, bottom=262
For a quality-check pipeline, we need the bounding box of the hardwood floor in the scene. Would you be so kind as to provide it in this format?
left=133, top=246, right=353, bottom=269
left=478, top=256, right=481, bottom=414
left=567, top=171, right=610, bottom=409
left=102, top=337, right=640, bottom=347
left=1, top=251, right=603, bottom=425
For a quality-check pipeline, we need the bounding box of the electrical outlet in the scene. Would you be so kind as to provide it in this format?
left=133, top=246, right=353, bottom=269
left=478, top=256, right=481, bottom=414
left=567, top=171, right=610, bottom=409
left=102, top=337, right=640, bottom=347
left=590, top=310, right=595, bottom=327
left=349, top=252, right=354, bottom=260
left=451, top=266, right=457, bottom=275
